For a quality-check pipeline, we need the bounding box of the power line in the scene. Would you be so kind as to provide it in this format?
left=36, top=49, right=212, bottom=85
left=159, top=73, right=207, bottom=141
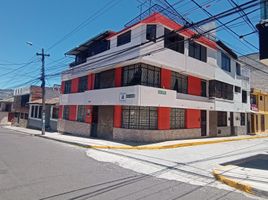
left=227, top=0, right=258, bottom=32
left=45, top=2, right=262, bottom=79
left=190, top=0, right=259, bottom=51
left=47, top=0, right=122, bottom=51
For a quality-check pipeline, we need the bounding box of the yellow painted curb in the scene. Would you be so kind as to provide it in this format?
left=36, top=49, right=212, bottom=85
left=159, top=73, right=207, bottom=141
left=87, top=135, right=268, bottom=150
left=212, top=169, right=253, bottom=194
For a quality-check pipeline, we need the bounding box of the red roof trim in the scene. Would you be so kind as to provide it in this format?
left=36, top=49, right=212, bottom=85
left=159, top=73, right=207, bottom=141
left=106, top=12, right=217, bottom=49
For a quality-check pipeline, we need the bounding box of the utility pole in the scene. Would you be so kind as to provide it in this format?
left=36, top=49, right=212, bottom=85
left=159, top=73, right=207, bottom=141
left=36, top=48, right=50, bottom=135
left=256, top=0, right=268, bottom=65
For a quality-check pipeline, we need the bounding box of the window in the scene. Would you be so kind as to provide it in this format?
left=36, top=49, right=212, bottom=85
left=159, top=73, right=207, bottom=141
left=242, top=90, right=247, bottom=103
left=21, top=94, right=30, bottom=107
left=170, top=108, right=185, bottom=129
left=94, top=69, right=115, bottom=89
left=189, top=41, right=207, bottom=62
left=171, top=72, right=188, bottom=94
left=221, top=53, right=231, bottom=72
left=117, top=30, right=131, bottom=46
left=209, top=80, right=233, bottom=100
left=146, top=25, right=157, bottom=42
left=260, top=96, right=263, bottom=101
left=164, top=28, right=184, bottom=54
left=241, top=113, right=245, bottom=126
left=122, top=63, right=160, bottom=88
left=30, top=105, right=42, bottom=119
left=251, top=95, right=257, bottom=104
left=122, top=106, right=158, bottom=130
left=64, top=80, right=72, bottom=94
left=235, top=86, right=241, bottom=93
left=78, top=76, right=88, bottom=92
left=201, top=80, right=207, bottom=97
left=77, top=105, right=86, bottom=122
left=51, top=106, right=59, bottom=119
left=236, top=63, right=241, bottom=76
left=217, top=111, right=227, bottom=127
left=63, top=106, right=70, bottom=120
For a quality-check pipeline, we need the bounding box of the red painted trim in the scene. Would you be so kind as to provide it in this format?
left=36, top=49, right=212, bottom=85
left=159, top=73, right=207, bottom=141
left=115, top=67, right=122, bottom=87
left=85, top=105, right=92, bottom=124
left=61, top=81, right=65, bottom=94
left=188, top=76, right=201, bottom=96
left=161, top=68, right=171, bottom=89
left=114, top=105, right=122, bottom=128
left=88, top=74, right=92, bottom=90
left=107, top=12, right=217, bottom=49
left=186, top=109, right=200, bottom=128
left=71, top=78, right=79, bottom=93
left=158, top=107, right=170, bottom=130
left=59, top=105, right=63, bottom=119
left=69, top=105, right=77, bottom=121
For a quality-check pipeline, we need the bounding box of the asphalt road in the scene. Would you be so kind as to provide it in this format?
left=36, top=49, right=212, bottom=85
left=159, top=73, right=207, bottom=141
left=0, top=127, right=254, bottom=200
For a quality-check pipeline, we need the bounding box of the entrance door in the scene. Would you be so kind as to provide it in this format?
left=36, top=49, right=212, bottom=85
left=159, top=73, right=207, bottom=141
left=261, top=115, right=265, bottom=132
left=230, top=112, right=234, bottom=134
left=201, top=110, right=207, bottom=136
left=90, top=106, right=98, bottom=137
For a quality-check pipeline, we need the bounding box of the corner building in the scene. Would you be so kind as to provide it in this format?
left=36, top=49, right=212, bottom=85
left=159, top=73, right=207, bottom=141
left=58, top=13, right=250, bottom=142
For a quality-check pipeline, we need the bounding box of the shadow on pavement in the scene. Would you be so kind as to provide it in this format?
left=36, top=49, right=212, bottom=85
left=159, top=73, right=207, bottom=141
left=222, top=154, right=268, bottom=170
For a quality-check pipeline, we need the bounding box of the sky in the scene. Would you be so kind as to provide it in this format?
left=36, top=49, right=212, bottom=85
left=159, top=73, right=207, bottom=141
left=0, top=0, right=261, bottom=89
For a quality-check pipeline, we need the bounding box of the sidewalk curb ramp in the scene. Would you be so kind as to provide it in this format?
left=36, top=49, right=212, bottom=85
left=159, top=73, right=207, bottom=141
left=212, top=168, right=268, bottom=199
left=37, top=134, right=268, bottom=150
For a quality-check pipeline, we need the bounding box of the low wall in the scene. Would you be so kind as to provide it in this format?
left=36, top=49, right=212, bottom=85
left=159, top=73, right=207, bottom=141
left=28, top=119, right=42, bottom=130
left=0, top=112, right=10, bottom=125
left=217, top=126, right=231, bottom=137
left=49, top=120, right=58, bottom=132
left=234, top=126, right=247, bottom=135
left=113, top=128, right=201, bottom=143
left=58, top=119, right=91, bottom=137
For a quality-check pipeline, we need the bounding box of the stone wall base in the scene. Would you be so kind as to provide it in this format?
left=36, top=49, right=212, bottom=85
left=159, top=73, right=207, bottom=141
left=233, top=126, right=247, bottom=135
left=58, top=119, right=91, bottom=137
left=113, top=128, right=201, bottom=143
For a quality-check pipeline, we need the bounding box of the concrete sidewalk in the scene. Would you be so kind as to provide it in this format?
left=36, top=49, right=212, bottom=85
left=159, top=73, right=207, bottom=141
left=213, top=165, right=268, bottom=199
left=3, top=125, right=268, bottom=150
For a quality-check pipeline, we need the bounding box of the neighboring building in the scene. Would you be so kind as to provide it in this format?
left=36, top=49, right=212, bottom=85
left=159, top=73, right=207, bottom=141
left=256, top=0, right=268, bottom=65
left=0, top=89, right=13, bottom=100
left=0, top=97, right=14, bottom=125
left=12, top=85, right=59, bottom=128
left=240, top=53, right=268, bottom=134
left=28, top=97, right=59, bottom=132
left=58, top=12, right=250, bottom=142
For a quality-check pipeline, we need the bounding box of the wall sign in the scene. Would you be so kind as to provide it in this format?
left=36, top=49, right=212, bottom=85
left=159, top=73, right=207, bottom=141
left=158, top=90, right=167, bottom=95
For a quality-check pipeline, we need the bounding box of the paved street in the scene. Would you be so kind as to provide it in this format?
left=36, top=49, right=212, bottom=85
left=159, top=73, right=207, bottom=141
left=0, top=127, right=257, bottom=200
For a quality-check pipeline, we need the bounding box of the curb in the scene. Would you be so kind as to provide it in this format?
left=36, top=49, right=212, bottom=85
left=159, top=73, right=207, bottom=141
left=85, top=135, right=268, bottom=150
left=3, top=126, right=268, bottom=150
left=212, top=169, right=268, bottom=199
left=39, top=134, right=268, bottom=150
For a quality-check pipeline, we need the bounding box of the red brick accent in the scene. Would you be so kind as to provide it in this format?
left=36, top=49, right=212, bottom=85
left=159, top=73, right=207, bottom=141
left=115, top=67, right=122, bottom=87
left=188, top=76, right=201, bottom=96
left=114, top=105, right=122, bottom=128
left=61, top=81, right=65, bottom=94
left=161, top=68, right=171, bottom=89
left=85, top=105, right=92, bottom=124
left=71, top=78, right=79, bottom=93
left=87, top=74, right=95, bottom=90
left=69, top=105, right=77, bottom=121
left=59, top=105, right=63, bottom=119
left=158, top=107, right=170, bottom=130
left=186, top=109, right=200, bottom=128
